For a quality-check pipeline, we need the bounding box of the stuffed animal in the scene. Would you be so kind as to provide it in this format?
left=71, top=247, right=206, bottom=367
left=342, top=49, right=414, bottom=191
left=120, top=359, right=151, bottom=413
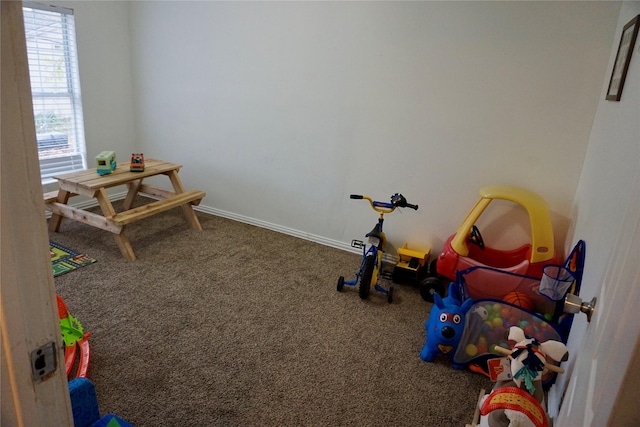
left=480, top=326, right=569, bottom=427
left=420, top=282, right=474, bottom=369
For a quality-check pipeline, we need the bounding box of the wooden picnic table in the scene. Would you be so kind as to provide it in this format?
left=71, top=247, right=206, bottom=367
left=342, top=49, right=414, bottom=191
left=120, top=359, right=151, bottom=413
left=45, top=159, right=205, bottom=260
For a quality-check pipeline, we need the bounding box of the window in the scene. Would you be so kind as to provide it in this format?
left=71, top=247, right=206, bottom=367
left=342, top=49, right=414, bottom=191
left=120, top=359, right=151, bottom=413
left=23, top=2, right=86, bottom=182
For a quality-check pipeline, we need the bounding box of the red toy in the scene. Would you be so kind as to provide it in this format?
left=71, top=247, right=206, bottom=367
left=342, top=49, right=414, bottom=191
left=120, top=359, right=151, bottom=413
left=472, top=326, right=568, bottom=427
left=130, top=153, right=145, bottom=172
left=57, top=294, right=91, bottom=379
left=421, top=186, right=563, bottom=301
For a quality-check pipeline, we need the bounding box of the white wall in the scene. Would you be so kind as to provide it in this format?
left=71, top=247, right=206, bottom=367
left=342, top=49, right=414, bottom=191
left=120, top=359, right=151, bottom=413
left=552, top=1, right=640, bottom=425
left=42, top=2, right=620, bottom=255
left=42, top=0, right=136, bottom=193
left=37, top=0, right=639, bottom=423
left=127, top=1, right=619, bottom=257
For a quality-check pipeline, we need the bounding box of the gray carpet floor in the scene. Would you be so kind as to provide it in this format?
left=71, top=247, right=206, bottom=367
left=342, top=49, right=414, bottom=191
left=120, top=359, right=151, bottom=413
left=51, top=199, right=491, bottom=426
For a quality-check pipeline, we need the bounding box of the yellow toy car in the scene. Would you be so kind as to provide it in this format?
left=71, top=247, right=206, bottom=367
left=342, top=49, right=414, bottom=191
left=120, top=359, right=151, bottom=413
left=421, top=185, right=562, bottom=301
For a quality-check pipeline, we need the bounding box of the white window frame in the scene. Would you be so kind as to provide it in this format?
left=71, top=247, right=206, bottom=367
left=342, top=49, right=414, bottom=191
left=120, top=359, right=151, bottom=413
left=23, top=1, right=87, bottom=183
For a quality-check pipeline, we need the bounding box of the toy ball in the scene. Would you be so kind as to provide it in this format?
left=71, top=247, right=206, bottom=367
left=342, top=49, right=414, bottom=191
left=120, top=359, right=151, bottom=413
left=465, top=344, right=478, bottom=356
left=523, top=324, right=537, bottom=337
left=503, top=291, right=533, bottom=311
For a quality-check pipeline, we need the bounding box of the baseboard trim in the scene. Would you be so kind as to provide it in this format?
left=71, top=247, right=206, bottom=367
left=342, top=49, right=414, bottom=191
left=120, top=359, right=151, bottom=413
left=44, top=193, right=399, bottom=263
left=195, top=204, right=399, bottom=263
left=193, top=204, right=363, bottom=256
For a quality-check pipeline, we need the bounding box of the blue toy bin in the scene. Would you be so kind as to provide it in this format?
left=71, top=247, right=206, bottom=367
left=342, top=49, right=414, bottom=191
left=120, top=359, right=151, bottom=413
left=452, top=241, right=585, bottom=385
left=453, top=265, right=574, bottom=386
left=452, top=298, right=564, bottom=366
left=456, top=266, right=559, bottom=318
left=456, top=239, right=586, bottom=339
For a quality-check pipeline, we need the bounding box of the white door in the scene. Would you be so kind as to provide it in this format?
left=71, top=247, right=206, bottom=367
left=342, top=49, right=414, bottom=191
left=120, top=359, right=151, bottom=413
left=1, top=2, right=73, bottom=425
left=550, top=3, right=640, bottom=424
left=553, top=200, right=640, bottom=425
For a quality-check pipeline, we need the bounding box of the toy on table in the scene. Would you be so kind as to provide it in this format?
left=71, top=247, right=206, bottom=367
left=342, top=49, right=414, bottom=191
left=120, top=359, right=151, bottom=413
left=336, top=193, right=418, bottom=303
left=57, top=294, right=91, bottom=379
left=95, top=151, right=116, bottom=175
left=130, top=153, right=145, bottom=172
left=471, top=326, right=568, bottom=427
left=421, top=185, right=563, bottom=301
left=420, top=282, right=474, bottom=368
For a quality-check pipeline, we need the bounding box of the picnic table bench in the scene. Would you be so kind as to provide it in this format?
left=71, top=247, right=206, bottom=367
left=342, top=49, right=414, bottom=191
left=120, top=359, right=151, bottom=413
left=45, top=159, right=205, bottom=260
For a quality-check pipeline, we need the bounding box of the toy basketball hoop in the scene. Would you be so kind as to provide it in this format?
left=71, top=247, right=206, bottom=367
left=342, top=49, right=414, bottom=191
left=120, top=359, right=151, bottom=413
left=539, top=265, right=574, bottom=301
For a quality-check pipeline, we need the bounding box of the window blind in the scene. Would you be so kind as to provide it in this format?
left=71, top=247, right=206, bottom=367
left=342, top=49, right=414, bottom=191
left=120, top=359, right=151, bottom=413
left=23, top=2, right=87, bottom=181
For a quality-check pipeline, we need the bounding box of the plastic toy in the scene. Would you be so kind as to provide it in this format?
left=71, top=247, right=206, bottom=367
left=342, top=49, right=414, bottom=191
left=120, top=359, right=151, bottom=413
left=420, top=283, right=474, bottom=368
left=452, top=243, right=585, bottom=380
left=337, top=193, right=418, bottom=303
left=453, top=298, right=564, bottom=378
left=421, top=186, right=562, bottom=301
left=502, top=291, right=533, bottom=311
left=95, top=150, right=116, bottom=175
left=469, top=326, right=568, bottom=427
left=57, top=294, right=91, bottom=378
left=130, top=153, right=145, bottom=172
left=391, top=243, right=431, bottom=285
left=69, top=377, right=134, bottom=427
left=553, top=240, right=585, bottom=340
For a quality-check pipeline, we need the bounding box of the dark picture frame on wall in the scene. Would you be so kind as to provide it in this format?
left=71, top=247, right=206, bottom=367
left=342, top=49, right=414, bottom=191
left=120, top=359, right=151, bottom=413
left=606, top=14, right=640, bottom=101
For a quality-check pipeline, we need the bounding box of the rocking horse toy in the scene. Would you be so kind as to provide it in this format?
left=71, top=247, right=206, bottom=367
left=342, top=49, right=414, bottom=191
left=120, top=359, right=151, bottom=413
left=469, top=325, right=568, bottom=427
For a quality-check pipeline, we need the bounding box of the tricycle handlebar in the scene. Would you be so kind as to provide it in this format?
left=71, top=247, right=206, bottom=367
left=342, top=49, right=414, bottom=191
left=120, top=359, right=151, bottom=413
left=390, top=193, right=418, bottom=210
left=350, top=193, right=418, bottom=212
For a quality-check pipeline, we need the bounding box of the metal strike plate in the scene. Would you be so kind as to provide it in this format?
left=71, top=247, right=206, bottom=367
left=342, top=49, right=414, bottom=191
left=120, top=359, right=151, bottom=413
left=31, top=341, right=57, bottom=381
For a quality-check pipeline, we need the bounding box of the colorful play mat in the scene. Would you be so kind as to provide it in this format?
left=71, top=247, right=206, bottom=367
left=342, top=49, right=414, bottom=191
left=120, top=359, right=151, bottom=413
left=50, top=241, right=97, bottom=277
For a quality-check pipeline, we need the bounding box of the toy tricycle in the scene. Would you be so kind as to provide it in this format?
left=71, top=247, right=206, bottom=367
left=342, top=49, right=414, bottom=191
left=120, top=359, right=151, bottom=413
left=337, top=193, right=418, bottom=303
left=421, top=185, right=562, bottom=301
